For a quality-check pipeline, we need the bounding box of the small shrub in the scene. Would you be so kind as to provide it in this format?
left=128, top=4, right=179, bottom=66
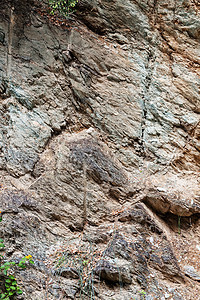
left=48, top=0, right=79, bottom=17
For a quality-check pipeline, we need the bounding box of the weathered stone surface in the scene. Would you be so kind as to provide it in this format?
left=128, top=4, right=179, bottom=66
left=95, top=258, right=132, bottom=284
left=144, top=173, right=200, bottom=216
left=0, top=0, right=200, bottom=299
left=183, top=265, right=200, bottom=281
left=54, top=267, right=79, bottom=279
left=6, top=106, right=51, bottom=175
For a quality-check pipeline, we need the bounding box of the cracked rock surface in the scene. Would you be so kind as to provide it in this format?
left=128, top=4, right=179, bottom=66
left=0, top=0, right=200, bottom=299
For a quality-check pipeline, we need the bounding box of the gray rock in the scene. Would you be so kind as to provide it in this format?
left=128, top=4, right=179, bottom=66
left=183, top=265, right=200, bottom=281
left=8, top=84, right=34, bottom=110
left=3, top=105, right=51, bottom=176
left=54, top=267, right=79, bottom=279
left=95, top=259, right=132, bottom=284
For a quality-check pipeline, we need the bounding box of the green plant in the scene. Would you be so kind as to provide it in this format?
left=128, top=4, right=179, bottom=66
left=0, top=239, right=5, bottom=250
left=178, top=216, right=181, bottom=234
left=48, top=240, right=103, bottom=299
left=48, top=0, right=79, bottom=17
left=0, top=212, right=34, bottom=299
left=0, top=274, right=22, bottom=300
left=139, top=289, right=146, bottom=299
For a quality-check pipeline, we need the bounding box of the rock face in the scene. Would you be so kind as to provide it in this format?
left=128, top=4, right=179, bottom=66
left=0, top=0, right=199, bottom=299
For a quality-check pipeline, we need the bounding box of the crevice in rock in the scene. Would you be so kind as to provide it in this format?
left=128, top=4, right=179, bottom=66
left=75, top=2, right=107, bottom=36
left=140, top=50, right=156, bottom=157
left=5, top=5, right=14, bottom=83
left=152, top=0, right=159, bottom=25
left=67, top=49, right=101, bottom=76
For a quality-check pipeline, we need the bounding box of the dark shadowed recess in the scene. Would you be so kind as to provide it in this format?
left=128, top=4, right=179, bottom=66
left=161, top=212, right=200, bottom=232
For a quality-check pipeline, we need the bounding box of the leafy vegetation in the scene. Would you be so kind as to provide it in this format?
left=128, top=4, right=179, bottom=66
left=48, top=0, right=79, bottom=17
left=0, top=212, right=34, bottom=300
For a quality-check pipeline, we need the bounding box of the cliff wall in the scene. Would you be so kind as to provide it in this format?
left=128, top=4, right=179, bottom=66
left=0, top=1, right=200, bottom=299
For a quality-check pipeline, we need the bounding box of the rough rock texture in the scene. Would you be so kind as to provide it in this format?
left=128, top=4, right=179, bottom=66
left=0, top=0, right=200, bottom=299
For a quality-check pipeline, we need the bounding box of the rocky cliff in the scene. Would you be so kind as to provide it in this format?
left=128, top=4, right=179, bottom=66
left=0, top=0, right=200, bottom=299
